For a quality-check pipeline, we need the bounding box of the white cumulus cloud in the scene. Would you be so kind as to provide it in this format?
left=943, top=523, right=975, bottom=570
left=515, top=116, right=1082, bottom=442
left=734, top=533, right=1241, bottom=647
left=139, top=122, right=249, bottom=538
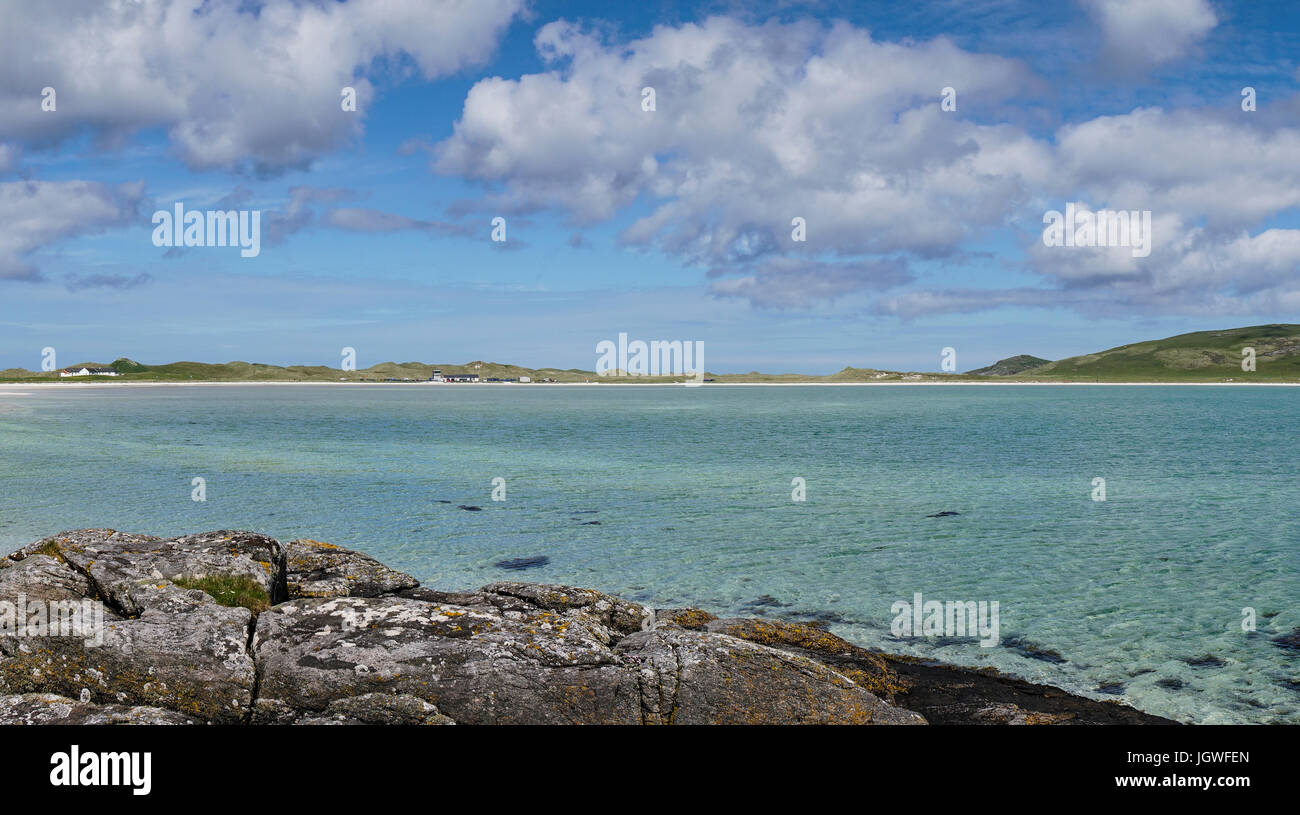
left=0, top=0, right=526, bottom=173
left=1079, top=0, right=1217, bottom=73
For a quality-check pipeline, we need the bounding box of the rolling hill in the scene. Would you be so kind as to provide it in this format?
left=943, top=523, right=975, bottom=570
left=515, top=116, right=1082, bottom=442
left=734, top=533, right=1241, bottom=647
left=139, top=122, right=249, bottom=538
left=1017, top=324, right=1300, bottom=381
left=966, top=355, right=1051, bottom=376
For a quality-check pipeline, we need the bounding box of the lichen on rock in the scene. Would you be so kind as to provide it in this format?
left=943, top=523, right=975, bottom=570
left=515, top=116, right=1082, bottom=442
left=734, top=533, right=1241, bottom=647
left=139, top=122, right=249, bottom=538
left=0, top=529, right=1176, bottom=726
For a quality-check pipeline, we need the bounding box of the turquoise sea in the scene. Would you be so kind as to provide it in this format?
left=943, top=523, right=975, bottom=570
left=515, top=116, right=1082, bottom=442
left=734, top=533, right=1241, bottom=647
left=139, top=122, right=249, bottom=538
left=0, top=384, right=1295, bottom=723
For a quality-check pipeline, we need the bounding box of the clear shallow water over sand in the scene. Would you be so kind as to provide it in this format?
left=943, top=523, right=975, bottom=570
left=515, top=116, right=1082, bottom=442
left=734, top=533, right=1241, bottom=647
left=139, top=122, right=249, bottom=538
left=0, top=384, right=1295, bottom=723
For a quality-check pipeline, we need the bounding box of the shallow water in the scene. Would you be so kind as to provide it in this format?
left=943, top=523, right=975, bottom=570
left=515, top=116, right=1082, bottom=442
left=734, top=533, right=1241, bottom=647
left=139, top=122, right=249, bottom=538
left=0, top=384, right=1295, bottom=723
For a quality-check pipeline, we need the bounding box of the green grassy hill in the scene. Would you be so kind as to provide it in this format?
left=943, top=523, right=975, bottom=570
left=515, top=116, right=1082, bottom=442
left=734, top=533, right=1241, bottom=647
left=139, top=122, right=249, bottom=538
left=967, top=355, right=1051, bottom=376
left=1019, top=324, right=1300, bottom=381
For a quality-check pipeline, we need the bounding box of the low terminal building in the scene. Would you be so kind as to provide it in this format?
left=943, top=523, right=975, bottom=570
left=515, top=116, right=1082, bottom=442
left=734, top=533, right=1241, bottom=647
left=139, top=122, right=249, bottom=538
left=429, top=370, right=479, bottom=382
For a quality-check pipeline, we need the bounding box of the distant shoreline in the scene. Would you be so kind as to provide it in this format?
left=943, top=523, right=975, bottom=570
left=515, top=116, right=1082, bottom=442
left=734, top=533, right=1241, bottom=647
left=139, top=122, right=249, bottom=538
left=2, top=380, right=1298, bottom=390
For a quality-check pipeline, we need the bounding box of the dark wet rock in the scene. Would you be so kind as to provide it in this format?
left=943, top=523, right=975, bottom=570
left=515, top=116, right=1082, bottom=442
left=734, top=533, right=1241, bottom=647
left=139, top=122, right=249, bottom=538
left=879, top=655, right=1174, bottom=725
left=973, top=703, right=1076, bottom=725
left=1184, top=654, right=1226, bottom=668
left=457, top=505, right=482, bottom=511
left=1096, top=682, right=1126, bottom=695
left=494, top=555, right=550, bottom=571
left=926, top=511, right=961, bottom=517
left=0, top=693, right=200, bottom=725
left=284, top=538, right=418, bottom=599
left=1003, top=635, right=1066, bottom=664
left=1156, top=677, right=1186, bottom=690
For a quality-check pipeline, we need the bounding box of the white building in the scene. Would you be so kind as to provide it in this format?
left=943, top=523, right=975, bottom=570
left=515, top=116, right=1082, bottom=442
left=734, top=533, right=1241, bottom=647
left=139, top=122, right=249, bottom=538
left=59, top=367, right=119, bottom=377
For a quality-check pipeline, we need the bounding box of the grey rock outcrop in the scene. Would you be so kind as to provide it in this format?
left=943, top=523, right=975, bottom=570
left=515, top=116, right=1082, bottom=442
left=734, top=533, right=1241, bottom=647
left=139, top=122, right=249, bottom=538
left=0, top=529, right=1174, bottom=725
left=0, top=529, right=272, bottom=723
left=615, top=628, right=925, bottom=724
left=284, top=538, right=417, bottom=599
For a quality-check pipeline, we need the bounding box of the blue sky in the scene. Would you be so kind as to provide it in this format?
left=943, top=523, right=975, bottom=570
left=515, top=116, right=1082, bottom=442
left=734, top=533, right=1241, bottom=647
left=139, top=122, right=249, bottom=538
left=2, top=0, right=1299, bottom=372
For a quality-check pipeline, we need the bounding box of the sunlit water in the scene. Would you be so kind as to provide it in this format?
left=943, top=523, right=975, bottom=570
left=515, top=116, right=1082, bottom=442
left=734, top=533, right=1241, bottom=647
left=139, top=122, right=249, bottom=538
left=0, top=384, right=1295, bottom=723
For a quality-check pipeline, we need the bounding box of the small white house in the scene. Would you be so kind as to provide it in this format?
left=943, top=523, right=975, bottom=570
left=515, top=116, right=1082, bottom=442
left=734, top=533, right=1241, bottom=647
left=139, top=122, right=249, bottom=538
left=518, top=376, right=531, bottom=383
left=60, top=367, right=119, bottom=378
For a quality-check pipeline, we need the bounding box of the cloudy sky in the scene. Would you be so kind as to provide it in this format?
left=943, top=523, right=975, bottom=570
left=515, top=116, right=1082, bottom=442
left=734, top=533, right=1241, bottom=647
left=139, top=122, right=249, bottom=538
left=2, top=0, right=1298, bottom=372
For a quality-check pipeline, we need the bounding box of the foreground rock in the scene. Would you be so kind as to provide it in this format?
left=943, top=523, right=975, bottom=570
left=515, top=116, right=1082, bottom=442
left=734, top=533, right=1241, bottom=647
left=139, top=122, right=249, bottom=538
left=0, top=529, right=1172, bottom=725
left=0, top=530, right=271, bottom=723
left=284, top=538, right=417, bottom=599
left=0, top=693, right=199, bottom=725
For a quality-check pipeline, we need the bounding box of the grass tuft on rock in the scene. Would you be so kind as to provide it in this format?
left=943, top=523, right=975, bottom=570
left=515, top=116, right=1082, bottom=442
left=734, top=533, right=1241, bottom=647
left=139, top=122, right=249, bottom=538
left=172, top=574, right=270, bottom=614
left=27, top=539, right=66, bottom=563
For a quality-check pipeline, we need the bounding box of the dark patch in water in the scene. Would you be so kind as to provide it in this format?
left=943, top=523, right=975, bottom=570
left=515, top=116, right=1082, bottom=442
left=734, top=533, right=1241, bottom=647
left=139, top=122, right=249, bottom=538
left=926, top=510, right=960, bottom=518
left=1271, top=628, right=1300, bottom=651
left=458, top=505, right=482, bottom=511
left=1185, top=654, right=1226, bottom=668
left=436, top=500, right=452, bottom=504
left=1155, top=677, right=1186, bottom=690
left=580, top=520, right=602, bottom=525
left=572, top=510, right=598, bottom=514
left=1096, top=682, right=1126, bottom=695
left=743, top=595, right=789, bottom=611
left=1278, top=678, right=1300, bottom=695
left=494, top=556, right=549, bottom=571
left=1002, top=635, right=1066, bottom=664
left=926, top=635, right=983, bottom=648
left=1129, top=667, right=1155, bottom=677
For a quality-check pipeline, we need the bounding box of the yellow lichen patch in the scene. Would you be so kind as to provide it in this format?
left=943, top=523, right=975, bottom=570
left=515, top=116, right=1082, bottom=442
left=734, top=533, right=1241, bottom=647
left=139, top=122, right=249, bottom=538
left=839, top=667, right=908, bottom=701
left=659, top=608, right=716, bottom=629
left=300, top=539, right=341, bottom=550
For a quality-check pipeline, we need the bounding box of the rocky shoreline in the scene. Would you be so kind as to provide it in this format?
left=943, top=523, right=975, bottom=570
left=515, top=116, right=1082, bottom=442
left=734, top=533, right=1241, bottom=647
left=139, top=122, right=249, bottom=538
left=0, top=529, right=1174, bottom=725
